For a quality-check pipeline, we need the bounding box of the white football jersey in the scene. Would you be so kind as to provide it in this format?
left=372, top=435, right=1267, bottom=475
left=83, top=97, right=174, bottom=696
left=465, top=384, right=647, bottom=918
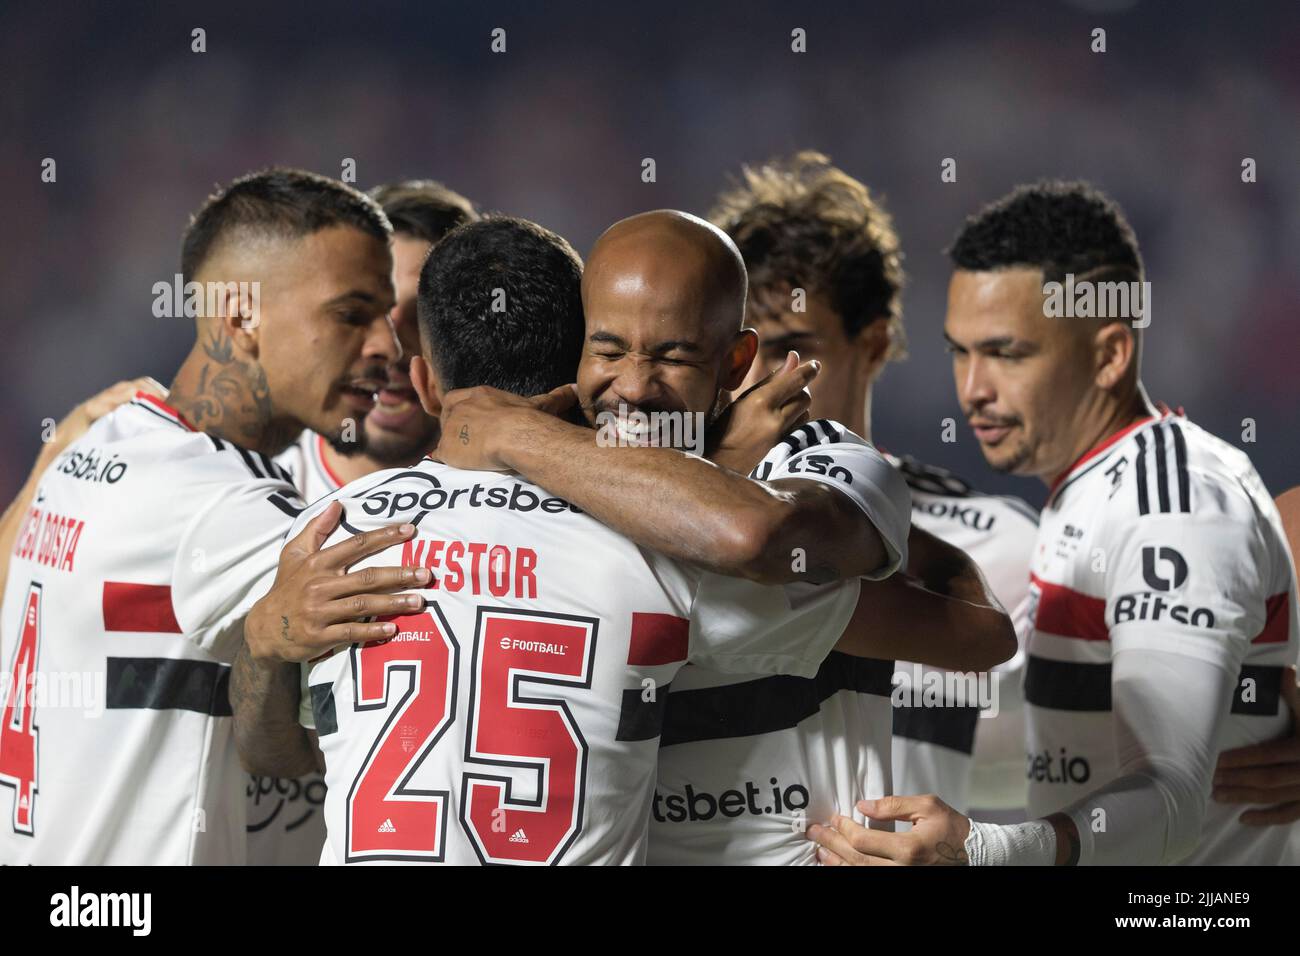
left=649, top=420, right=913, bottom=865
left=887, top=455, right=1038, bottom=815
left=246, top=431, right=342, bottom=866
left=297, top=441, right=902, bottom=865
left=1026, top=413, right=1298, bottom=864
left=274, top=430, right=345, bottom=505
left=246, top=773, right=328, bottom=865
left=0, top=393, right=302, bottom=865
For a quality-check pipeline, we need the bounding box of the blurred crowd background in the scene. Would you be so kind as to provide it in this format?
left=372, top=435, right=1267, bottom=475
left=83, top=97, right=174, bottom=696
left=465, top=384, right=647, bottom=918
left=4, top=0, right=1298, bottom=507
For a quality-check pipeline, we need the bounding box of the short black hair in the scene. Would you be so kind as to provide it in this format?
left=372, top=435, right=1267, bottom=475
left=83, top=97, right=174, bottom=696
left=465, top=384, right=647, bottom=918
left=369, top=179, right=478, bottom=244
left=418, top=216, right=584, bottom=396
left=948, top=180, right=1142, bottom=285
left=181, top=168, right=391, bottom=283
left=710, top=151, right=906, bottom=358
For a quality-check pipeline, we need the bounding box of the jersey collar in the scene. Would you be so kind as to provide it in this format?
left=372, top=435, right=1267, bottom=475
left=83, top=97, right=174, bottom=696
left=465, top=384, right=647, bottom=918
left=133, top=390, right=195, bottom=432
left=314, top=433, right=345, bottom=490
left=1047, top=408, right=1172, bottom=497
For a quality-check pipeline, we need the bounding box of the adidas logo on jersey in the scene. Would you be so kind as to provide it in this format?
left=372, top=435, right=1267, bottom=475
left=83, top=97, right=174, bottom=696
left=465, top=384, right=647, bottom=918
left=377, top=819, right=397, bottom=833
left=508, top=828, right=529, bottom=844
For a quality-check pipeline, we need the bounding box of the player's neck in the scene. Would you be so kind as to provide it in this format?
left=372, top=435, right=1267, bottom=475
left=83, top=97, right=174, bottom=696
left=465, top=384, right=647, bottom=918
left=1047, top=386, right=1156, bottom=487
left=321, top=441, right=387, bottom=485
left=167, top=332, right=301, bottom=456
left=829, top=381, right=872, bottom=443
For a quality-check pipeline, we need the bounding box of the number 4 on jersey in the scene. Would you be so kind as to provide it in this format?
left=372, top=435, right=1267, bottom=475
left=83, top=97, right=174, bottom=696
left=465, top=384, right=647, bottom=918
left=0, top=583, right=42, bottom=835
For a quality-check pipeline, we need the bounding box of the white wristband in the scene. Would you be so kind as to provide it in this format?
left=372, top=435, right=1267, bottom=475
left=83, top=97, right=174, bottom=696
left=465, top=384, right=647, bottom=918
left=963, top=819, right=1057, bottom=866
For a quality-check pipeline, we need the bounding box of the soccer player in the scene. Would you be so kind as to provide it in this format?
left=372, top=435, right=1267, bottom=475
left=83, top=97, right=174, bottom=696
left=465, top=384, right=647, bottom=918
left=251, top=180, right=477, bottom=866
left=0, top=168, right=411, bottom=864
left=273, top=180, right=478, bottom=500
left=709, top=152, right=1039, bottom=824
left=429, top=210, right=1015, bottom=865
left=234, top=214, right=921, bottom=864
left=810, top=181, right=1299, bottom=865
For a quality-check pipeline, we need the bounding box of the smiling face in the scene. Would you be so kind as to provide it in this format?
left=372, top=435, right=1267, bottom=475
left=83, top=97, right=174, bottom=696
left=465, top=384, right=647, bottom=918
left=362, top=233, right=440, bottom=462
left=944, top=267, right=1103, bottom=479
left=577, top=287, right=741, bottom=430
left=575, top=213, right=754, bottom=433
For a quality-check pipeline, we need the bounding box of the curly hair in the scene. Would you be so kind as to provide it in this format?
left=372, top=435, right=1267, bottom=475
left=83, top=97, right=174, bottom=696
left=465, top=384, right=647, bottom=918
left=947, top=180, right=1142, bottom=286
left=709, top=151, right=906, bottom=360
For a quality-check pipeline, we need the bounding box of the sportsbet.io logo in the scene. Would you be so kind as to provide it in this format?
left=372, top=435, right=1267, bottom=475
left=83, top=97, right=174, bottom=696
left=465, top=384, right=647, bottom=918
left=652, top=778, right=809, bottom=824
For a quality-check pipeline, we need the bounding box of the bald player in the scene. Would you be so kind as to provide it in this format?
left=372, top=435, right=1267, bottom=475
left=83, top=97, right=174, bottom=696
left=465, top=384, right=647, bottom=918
left=234, top=214, right=929, bottom=865
left=437, top=210, right=1016, bottom=864
left=441, top=209, right=904, bottom=583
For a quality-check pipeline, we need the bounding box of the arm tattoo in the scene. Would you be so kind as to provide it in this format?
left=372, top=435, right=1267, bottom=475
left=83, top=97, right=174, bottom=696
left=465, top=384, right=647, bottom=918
left=230, top=638, right=317, bottom=777
left=459, top=424, right=470, bottom=445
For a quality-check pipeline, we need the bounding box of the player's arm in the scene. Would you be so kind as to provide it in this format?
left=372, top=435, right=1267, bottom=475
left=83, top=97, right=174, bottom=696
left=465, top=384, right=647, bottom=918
left=1213, top=485, right=1300, bottom=825
left=811, top=509, right=1266, bottom=866
left=810, top=645, right=1238, bottom=866
left=232, top=503, right=431, bottom=777
left=833, top=527, right=1017, bottom=671
left=232, top=639, right=323, bottom=777
left=436, top=368, right=901, bottom=586
left=0, top=377, right=164, bottom=597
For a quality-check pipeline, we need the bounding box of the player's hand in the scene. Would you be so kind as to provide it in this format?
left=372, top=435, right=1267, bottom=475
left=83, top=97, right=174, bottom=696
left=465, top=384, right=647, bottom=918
left=807, top=796, right=972, bottom=865
left=42, top=377, right=167, bottom=462
left=436, top=383, right=578, bottom=472
left=1213, top=665, right=1300, bottom=825
left=245, top=501, right=432, bottom=663
left=707, top=352, right=818, bottom=474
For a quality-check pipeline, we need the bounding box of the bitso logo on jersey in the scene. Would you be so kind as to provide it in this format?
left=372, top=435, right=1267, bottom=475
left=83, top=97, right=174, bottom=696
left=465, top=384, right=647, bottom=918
left=1141, top=545, right=1188, bottom=592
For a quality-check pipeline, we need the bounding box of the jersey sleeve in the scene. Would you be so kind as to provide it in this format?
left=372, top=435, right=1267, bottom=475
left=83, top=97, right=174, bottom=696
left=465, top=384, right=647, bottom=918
left=1104, top=488, right=1270, bottom=667
left=686, top=573, right=861, bottom=678
left=752, top=419, right=910, bottom=580
left=1053, top=475, right=1276, bottom=864
left=1060, top=646, right=1238, bottom=865
left=171, top=473, right=305, bottom=663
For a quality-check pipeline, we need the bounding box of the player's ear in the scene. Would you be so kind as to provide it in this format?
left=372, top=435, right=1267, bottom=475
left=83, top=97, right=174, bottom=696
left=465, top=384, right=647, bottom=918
left=214, top=281, right=262, bottom=358
left=723, top=328, right=759, bottom=391
left=851, top=318, right=892, bottom=380
left=1093, top=321, right=1137, bottom=392
left=409, top=355, right=442, bottom=417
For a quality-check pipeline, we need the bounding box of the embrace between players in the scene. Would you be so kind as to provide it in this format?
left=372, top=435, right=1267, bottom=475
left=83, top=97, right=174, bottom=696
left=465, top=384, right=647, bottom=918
left=1, top=156, right=1296, bottom=865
